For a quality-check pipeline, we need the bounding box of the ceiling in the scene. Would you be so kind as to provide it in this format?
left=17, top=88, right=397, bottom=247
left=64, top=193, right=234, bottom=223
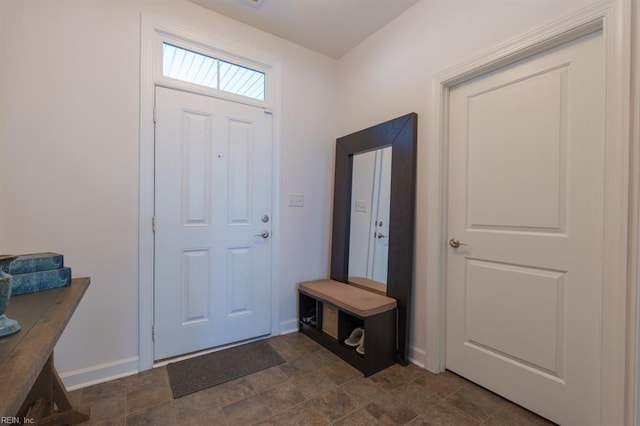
left=187, top=0, right=421, bottom=59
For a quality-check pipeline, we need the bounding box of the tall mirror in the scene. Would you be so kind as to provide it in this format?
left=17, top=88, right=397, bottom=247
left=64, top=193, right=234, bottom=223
left=349, top=147, right=392, bottom=288
left=331, top=113, right=417, bottom=365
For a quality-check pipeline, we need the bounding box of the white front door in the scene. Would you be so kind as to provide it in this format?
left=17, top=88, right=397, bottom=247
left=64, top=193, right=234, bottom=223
left=154, top=87, right=273, bottom=360
left=446, top=30, right=605, bottom=424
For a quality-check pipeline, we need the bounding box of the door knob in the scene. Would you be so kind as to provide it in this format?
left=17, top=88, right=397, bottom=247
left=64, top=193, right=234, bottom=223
left=377, top=232, right=387, bottom=239
left=449, top=238, right=467, bottom=248
left=254, top=230, right=270, bottom=239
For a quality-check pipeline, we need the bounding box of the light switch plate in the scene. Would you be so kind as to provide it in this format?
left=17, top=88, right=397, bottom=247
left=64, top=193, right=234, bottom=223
left=355, top=200, right=367, bottom=212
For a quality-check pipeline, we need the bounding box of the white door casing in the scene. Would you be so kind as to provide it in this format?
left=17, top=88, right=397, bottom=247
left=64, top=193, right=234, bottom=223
left=139, top=17, right=282, bottom=372
left=446, top=27, right=611, bottom=425
left=154, top=87, right=273, bottom=360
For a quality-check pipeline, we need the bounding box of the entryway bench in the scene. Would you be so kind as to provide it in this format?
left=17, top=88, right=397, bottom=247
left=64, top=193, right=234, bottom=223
left=297, top=279, right=397, bottom=376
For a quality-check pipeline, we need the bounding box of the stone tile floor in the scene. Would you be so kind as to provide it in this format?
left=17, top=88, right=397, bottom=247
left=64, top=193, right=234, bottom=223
left=70, top=333, right=555, bottom=425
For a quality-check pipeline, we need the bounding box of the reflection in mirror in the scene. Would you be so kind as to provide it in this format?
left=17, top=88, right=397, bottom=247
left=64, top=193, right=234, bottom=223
left=348, top=146, right=392, bottom=287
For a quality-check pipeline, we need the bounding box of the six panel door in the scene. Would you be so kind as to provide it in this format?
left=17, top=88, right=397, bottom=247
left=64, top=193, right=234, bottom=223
left=154, top=87, right=273, bottom=360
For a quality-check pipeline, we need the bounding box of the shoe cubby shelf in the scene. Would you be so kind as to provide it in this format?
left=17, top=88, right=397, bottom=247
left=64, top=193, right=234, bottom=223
left=297, top=279, right=397, bottom=377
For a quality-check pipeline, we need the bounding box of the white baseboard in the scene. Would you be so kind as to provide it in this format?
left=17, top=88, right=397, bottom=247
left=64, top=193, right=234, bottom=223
left=279, top=319, right=298, bottom=335
left=409, top=345, right=427, bottom=369
left=59, top=339, right=424, bottom=391
left=59, top=357, right=139, bottom=391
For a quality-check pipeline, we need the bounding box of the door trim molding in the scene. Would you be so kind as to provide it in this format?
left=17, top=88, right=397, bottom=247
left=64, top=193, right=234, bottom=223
left=426, top=1, right=633, bottom=424
left=139, top=14, right=282, bottom=371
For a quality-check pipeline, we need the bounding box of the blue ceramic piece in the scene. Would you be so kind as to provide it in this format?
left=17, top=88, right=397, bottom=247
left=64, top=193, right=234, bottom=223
left=0, top=272, right=20, bottom=337
left=0, top=252, right=64, bottom=275
left=0, top=272, right=12, bottom=313
left=0, top=314, right=20, bottom=337
left=11, top=267, right=72, bottom=296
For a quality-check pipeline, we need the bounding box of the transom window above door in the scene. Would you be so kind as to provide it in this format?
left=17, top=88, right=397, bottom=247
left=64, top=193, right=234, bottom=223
left=162, top=43, right=266, bottom=101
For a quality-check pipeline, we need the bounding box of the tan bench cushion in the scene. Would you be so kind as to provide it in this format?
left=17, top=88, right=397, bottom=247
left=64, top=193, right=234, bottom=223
left=298, top=279, right=396, bottom=317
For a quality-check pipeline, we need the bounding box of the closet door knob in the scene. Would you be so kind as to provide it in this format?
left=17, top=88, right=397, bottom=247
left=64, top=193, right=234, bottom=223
left=254, top=230, right=270, bottom=239
left=449, top=238, right=466, bottom=248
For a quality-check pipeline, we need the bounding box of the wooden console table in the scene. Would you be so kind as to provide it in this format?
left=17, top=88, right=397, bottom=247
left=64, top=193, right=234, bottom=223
left=0, top=277, right=90, bottom=424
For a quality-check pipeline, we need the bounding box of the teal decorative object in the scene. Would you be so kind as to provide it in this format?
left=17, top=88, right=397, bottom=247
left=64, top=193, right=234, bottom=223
left=0, top=252, right=64, bottom=275
left=11, top=267, right=72, bottom=296
left=0, top=272, right=20, bottom=337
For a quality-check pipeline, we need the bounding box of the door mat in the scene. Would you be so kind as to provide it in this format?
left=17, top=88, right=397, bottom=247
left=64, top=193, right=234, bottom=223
left=167, top=340, right=285, bottom=398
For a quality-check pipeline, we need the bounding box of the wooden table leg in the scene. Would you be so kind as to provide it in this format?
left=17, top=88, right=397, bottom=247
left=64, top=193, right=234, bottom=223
left=16, top=354, right=90, bottom=425
left=41, top=363, right=90, bottom=425
left=16, top=357, right=53, bottom=421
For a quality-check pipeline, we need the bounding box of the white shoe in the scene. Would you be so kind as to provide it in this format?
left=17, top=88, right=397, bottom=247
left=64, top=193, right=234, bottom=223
left=345, top=327, right=364, bottom=347
left=356, top=337, right=365, bottom=355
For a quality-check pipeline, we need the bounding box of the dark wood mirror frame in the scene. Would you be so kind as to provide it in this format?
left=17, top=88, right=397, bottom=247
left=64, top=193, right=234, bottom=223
left=330, top=113, right=417, bottom=365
